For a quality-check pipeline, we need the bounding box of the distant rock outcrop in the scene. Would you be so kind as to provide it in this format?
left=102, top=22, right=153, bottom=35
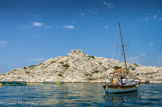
left=0, top=50, right=162, bottom=83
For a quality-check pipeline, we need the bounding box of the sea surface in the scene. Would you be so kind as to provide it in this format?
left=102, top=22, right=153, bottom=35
left=0, top=83, right=162, bottom=106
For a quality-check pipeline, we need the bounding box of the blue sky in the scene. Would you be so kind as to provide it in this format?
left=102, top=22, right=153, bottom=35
left=0, top=0, right=162, bottom=73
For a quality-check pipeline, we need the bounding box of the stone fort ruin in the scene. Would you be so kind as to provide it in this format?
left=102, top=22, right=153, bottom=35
left=71, top=49, right=83, bottom=54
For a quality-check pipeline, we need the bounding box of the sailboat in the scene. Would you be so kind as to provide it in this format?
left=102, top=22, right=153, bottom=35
left=103, top=23, right=141, bottom=94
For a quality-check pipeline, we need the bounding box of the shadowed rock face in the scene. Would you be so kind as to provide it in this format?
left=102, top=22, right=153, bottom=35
left=0, top=51, right=162, bottom=83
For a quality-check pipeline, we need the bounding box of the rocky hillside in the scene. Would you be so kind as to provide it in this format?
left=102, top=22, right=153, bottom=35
left=0, top=50, right=162, bottom=83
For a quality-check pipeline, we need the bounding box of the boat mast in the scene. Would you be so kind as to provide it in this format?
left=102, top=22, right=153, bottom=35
left=118, top=23, right=128, bottom=71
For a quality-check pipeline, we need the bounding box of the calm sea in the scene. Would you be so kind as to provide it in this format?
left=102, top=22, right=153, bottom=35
left=0, top=83, right=162, bottom=106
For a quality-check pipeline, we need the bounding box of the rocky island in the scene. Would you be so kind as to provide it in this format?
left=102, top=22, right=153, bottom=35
left=0, top=50, right=162, bottom=83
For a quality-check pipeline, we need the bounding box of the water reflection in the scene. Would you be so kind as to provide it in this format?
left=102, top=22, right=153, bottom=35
left=1, top=83, right=162, bottom=106
left=104, top=91, right=141, bottom=106
left=39, top=83, right=105, bottom=106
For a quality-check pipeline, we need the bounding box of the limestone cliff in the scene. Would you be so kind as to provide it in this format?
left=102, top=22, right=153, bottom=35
left=0, top=50, right=162, bottom=83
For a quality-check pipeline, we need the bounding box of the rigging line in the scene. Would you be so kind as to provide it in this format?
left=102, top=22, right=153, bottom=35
left=124, top=43, right=131, bottom=64
left=129, top=45, right=136, bottom=64
left=121, top=34, right=130, bottom=63
left=122, top=32, right=133, bottom=64
left=126, top=44, right=132, bottom=64
left=112, top=25, right=119, bottom=59
left=122, top=33, right=133, bottom=64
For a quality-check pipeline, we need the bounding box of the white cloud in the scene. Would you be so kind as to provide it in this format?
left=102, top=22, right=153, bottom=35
left=149, top=43, right=154, bottom=47
left=27, top=58, right=46, bottom=61
left=153, top=14, right=158, bottom=19
left=80, top=9, right=98, bottom=17
left=23, top=25, right=31, bottom=29
left=23, top=21, right=52, bottom=29
left=103, top=2, right=115, bottom=8
left=158, top=18, right=162, bottom=21
left=80, top=12, right=85, bottom=16
left=131, top=22, right=139, bottom=27
left=44, top=26, right=52, bottom=29
left=145, top=6, right=161, bottom=21
left=145, top=17, right=149, bottom=21
left=55, top=25, right=60, bottom=28
left=0, top=40, right=7, bottom=45
left=63, top=25, right=75, bottom=29
left=140, top=53, right=146, bottom=57
left=87, top=10, right=98, bottom=14
left=32, top=22, right=44, bottom=27
left=105, top=26, right=110, bottom=29
left=55, top=25, right=75, bottom=29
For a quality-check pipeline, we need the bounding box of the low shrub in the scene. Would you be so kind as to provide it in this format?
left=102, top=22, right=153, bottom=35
left=25, top=71, right=30, bottom=74
left=85, top=73, right=92, bottom=76
left=62, top=64, right=70, bottom=69
left=50, top=61, right=56, bottom=64
left=136, top=73, right=140, bottom=76
left=134, top=63, right=139, bottom=66
left=88, top=78, right=96, bottom=80
left=24, top=67, right=27, bottom=69
left=131, top=68, right=136, bottom=70
left=94, top=70, right=100, bottom=73
left=59, top=62, right=64, bottom=64
left=58, top=74, right=63, bottom=77
left=113, top=66, right=121, bottom=70
left=88, top=55, right=95, bottom=59
left=99, top=62, right=102, bottom=65
left=29, top=65, right=35, bottom=68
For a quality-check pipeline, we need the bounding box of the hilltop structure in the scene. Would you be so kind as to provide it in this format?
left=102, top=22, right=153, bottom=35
left=71, top=49, right=83, bottom=54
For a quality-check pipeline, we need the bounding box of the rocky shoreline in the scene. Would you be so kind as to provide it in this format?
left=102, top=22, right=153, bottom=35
left=0, top=50, right=162, bottom=83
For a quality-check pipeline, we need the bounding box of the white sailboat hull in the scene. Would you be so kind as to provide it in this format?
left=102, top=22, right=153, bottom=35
left=105, top=87, right=138, bottom=94
left=103, top=83, right=140, bottom=94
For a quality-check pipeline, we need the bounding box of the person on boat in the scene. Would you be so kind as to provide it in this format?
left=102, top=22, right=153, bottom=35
left=118, top=78, right=122, bottom=85
left=122, top=78, right=126, bottom=85
left=113, top=77, right=118, bottom=85
left=120, top=76, right=126, bottom=85
left=120, top=76, right=124, bottom=85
